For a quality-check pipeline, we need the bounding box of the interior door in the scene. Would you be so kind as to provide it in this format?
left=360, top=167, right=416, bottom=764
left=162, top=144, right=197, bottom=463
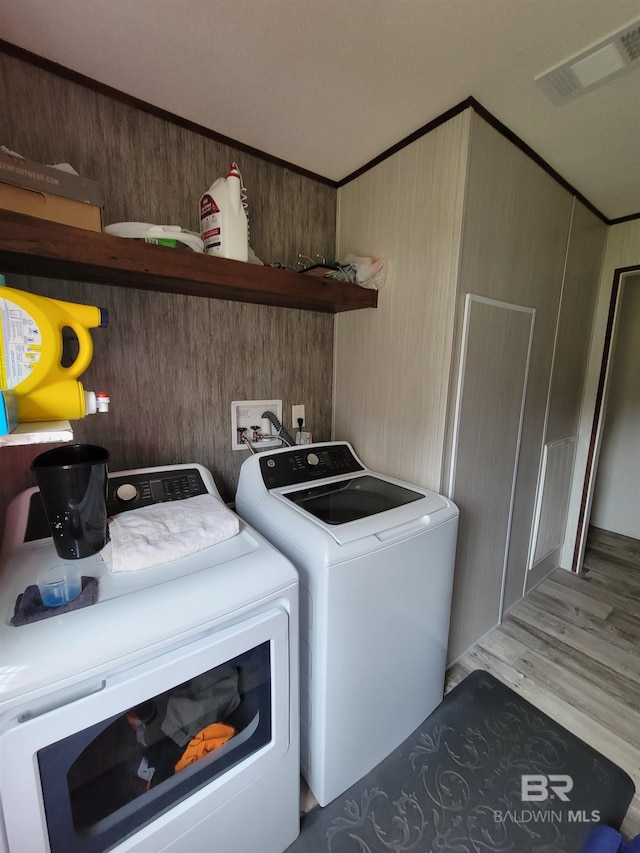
left=447, top=294, right=535, bottom=661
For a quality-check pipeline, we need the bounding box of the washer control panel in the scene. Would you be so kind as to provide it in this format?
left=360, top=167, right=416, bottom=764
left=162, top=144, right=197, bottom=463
left=259, top=444, right=363, bottom=489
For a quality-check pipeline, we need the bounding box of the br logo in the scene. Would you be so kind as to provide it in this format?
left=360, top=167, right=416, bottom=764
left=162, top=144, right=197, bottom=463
left=521, top=774, right=574, bottom=802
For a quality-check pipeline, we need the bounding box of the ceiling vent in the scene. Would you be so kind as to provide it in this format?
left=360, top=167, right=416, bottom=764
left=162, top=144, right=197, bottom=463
left=536, top=19, right=640, bottom=104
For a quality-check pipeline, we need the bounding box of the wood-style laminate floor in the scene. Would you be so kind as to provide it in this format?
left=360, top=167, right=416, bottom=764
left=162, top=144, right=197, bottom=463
left=446, top=526, right=640, bottom=839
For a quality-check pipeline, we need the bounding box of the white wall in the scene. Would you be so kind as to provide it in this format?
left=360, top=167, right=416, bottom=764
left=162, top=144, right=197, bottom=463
left=447, top=113, right=574, bottom=652
left=333, top=110, right=470, bottom=490
left=590, top=274, right=640, bottom=537
left=334, top=108, right=580, bottom=661
left=562, top=220, right=640, bottom=566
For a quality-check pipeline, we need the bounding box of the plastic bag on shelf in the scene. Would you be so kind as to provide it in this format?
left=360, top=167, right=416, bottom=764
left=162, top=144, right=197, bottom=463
left=337, top=255, right=388, bottom=290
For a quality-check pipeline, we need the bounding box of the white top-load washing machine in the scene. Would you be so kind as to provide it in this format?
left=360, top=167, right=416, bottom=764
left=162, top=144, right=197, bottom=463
left=0, top=463, right=299, bottom=853
left=235, top=441, right=459, bottom=806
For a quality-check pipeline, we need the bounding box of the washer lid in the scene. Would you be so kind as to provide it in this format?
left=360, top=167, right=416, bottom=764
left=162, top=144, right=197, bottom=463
left=273, top=474, right=453, bottom=546
left=282, top=474, right=423, bottom=525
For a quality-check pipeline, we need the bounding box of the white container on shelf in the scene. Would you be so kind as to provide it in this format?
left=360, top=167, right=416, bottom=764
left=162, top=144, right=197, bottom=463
left=200, top=163, right=248, bottom=262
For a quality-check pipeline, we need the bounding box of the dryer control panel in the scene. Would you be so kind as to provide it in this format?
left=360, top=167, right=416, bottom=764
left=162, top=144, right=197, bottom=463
left=259, top=443, right=364, bottom=489
left=107, top=468, right=207, bottom=512
left=24, top=467, right=209, bottom=543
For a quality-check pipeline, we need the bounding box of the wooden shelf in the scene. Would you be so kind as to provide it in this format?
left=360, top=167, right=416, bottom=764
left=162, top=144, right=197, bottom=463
left=0, top=210, right=378, bottom=313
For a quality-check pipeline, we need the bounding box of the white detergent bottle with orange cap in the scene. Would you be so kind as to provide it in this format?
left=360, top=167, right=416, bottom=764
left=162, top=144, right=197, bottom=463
left=0, top=284, right=110, bottom=425
left=200, top=162, right=249, bottom=261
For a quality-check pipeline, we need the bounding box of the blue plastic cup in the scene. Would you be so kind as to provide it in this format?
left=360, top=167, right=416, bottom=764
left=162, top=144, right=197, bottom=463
left=37, top=563, right=83, bottom=607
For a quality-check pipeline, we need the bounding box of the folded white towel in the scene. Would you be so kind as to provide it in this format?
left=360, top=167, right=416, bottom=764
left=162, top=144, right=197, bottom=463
left=103, top=493, right=240, bottom=573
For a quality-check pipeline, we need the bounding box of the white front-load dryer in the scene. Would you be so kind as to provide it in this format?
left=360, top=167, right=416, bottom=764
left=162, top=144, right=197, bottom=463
left=0, top=463, right=300, bottom=853
left=236, top=441, right=459, bottom=806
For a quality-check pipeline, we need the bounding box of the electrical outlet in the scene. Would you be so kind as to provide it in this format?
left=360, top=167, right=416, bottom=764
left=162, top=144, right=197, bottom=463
left=292, top=404, right=305, bottom=430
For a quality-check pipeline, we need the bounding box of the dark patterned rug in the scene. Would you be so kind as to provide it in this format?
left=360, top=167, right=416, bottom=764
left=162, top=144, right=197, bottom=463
left=287, top=670, right=635, bottom=853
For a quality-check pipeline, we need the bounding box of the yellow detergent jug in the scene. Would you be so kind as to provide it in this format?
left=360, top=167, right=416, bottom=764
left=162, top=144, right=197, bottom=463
left=0, top=286, right=110, bottom=423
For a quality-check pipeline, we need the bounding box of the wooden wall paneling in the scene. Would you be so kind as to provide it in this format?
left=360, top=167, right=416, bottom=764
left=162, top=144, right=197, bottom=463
left=452, top=113, right=574, bottom=624
left=2, top=272, right=333, bottom=502
left=0, top=52, right=337, bottom=269
left=0, top=51, right=337, bottom=541
left=0, top=443, right=62, bottom=546
left=333, top=111, right=471, bottom=490
left=447, top=295, right=535, bottom=662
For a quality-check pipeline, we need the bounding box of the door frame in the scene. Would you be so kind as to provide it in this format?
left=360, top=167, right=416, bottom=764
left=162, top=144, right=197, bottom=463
left=572, top=263, right=640, bottom=571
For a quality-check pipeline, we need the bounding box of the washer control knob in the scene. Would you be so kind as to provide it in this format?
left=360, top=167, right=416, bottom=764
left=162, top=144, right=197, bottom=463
left=307, top=453, right=320, bottom=466
left=116, top=483, right=138, bottom=503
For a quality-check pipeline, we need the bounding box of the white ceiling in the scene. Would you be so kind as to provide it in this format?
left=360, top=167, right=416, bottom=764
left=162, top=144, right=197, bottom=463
left=2, top=0, right=639, bottom=220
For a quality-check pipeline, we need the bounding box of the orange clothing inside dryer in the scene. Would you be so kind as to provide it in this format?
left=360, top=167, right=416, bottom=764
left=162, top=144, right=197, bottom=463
left=174, top=722, right=235, bottom=773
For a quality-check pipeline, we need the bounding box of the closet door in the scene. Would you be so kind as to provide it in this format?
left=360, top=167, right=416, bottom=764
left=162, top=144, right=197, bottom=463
left=447, top=295, right=535, bottom=661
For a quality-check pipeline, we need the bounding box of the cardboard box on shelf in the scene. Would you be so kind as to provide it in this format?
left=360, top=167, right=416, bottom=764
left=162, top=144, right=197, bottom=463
left=0, top=150, right=103, bottom=232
